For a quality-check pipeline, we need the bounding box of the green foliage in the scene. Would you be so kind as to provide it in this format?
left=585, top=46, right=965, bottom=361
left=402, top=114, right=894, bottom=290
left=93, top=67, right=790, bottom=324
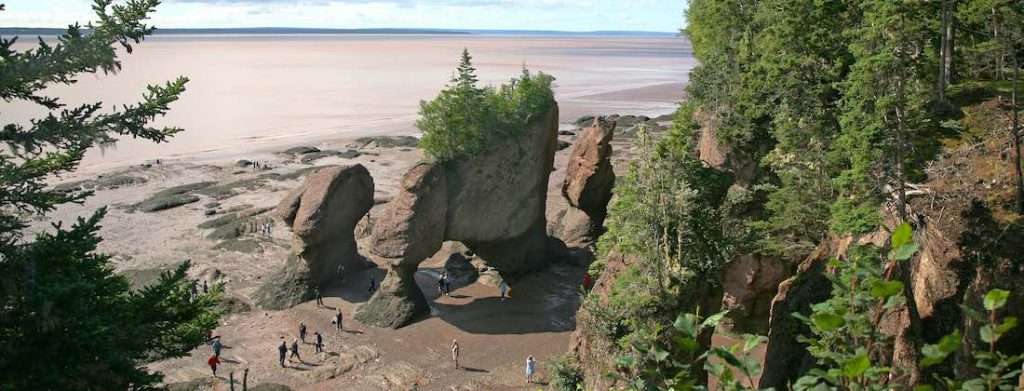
left=0, top=1, right=221, bottom=389
left=612, top=308, right=764, bottom=391
left=546, top=353, right=584, bottom=391
left=416, top=49, right=555, bottom=161
left=620, top=226, right=1022, bottom=390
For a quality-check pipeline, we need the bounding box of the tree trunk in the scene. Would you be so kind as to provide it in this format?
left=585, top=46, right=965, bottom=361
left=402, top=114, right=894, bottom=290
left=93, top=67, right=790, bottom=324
left=1012, top=54, right=1023, bottom=214
left=944, top=0, right=955, bottom=86
left=938, top=0, right=952, bottom=101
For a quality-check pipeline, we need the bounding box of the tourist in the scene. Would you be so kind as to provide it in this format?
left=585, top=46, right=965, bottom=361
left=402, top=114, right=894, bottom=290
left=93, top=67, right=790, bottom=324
left=202, top=280, right=208, bottom=294
left=314, top=331, right=324, bottom=353
left=290, top=338, right=302, bottom=362
left=499, top=280, right=509, bottom=301
left=438, top=273, right=446, bottom=296
left=451, top=339, right=460, bottom=369
left=334, top=310, right=343, bottom=332
left=208, top=354, right=220, bottom=377
left=526, top=355, right=536, bottom=384
left=191, top=280, right=198, bottom=299
left=299, top=322, right=307, bottom=343
left=314, top=287, right=324, bottom=307
left=278, top=339, right=288, bottom=367
left=368, top=277, right=376, bottom=293
left=211, top=336, right=222, bottom=358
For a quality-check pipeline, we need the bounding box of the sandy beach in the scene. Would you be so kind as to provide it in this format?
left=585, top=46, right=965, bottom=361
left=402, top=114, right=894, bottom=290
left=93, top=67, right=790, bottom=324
left=29, top=113, right=660, bottom=390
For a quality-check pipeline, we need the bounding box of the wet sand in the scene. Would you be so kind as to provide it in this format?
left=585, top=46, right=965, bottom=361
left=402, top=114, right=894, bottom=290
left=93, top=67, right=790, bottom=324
left=7, top=34, right=692, bottom=174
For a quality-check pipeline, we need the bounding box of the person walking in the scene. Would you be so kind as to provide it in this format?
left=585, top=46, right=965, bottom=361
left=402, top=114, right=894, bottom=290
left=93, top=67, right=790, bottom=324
left=299, top=322, right=307, bottom=343
left=314, top=331, right=324, bottom=353
left=368, top=277, right=376, bottom=293
left=499, top=280, right=509, bottom=302
left=438, top=273, right=447, bottom=296
left=314, top=287, right=324, bottom=307
left=211, top=336, right=223, bottom=358
left=526, top=355, right=536, bottom=384
left=208, top=355, right=220, bottom=377
left=334, top=310, right=343, bottom=332
left=451, top=339, right=460, bottom=369
left=290, top=338, right=302, bottom=363
left=202, top=280, right=208, bottom=294
left=278, top=339, right=288, bottom=367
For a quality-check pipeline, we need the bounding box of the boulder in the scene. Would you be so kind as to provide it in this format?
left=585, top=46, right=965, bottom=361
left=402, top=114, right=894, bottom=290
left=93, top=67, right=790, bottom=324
left=563, top=117, right=615, bottom=225
left=548, top=206, right=598, bottom=248
left=719, top=254, right=792, bottom=334
left=257, top=165, right=374, bottom=309
left=356, top=104, right=560, bottom=328
left=283, top=146, right=320, bottom=155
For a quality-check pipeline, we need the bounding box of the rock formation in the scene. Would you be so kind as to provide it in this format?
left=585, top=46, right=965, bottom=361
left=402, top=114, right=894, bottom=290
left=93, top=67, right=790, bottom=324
left=563, top=118, right=616, bottom=223
left=254, top=165, right=374, bottom=310
left=549, top=117, right=616, bottom=248
left=354, top=105, right=560, bottom=328
left=719, top=254, right=791, bottom=333
left=760, top=200, right=1024, bottom=388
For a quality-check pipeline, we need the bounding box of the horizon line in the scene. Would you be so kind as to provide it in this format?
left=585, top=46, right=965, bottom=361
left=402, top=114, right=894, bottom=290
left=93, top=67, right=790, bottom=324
left=0, top=26, right=682, bottom=36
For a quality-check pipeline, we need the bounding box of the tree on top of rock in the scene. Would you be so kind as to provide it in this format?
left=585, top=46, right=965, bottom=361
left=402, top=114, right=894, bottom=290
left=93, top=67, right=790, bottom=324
left=418, top=49, right=555, bottom=162
left=453, top=48, right=481, bottom=92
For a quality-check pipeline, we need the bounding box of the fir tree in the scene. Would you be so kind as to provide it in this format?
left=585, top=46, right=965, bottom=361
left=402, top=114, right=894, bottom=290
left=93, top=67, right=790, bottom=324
left=0, top=1, right=221, bottom=389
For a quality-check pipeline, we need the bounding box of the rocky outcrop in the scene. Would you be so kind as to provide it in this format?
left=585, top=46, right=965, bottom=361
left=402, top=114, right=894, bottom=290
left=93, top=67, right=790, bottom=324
left=719, top=254, right=791, bottom=334
left=255, top=165, right=374, bottom=310
left=552, top=117, right=616, bottom=248
left=563, top=118, right=616, bottom=225
left=355, top=105, right=560, bottom=328
left=760, top=199, right=1024, bottom=389
left=570, top=250, right=636, bottom=391
left=759, top=239, right=839, bottom=389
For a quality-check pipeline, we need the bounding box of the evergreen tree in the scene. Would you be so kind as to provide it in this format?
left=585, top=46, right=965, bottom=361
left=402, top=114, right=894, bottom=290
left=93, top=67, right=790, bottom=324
left=454, top=48, right=480, bottom=92
left=0, top=1, right=221, bottom=389
left=753, top=0, right=856, bottom=255
left=417, top=50, right=554, bottom=161
left=833, top=0, right=938, bottom=231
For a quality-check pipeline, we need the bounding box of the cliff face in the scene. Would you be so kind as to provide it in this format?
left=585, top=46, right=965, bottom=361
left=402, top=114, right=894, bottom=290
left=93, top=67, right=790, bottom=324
left=760, top=124, right=1024, bottom=387
left=355, top=105, right=560, bottom=329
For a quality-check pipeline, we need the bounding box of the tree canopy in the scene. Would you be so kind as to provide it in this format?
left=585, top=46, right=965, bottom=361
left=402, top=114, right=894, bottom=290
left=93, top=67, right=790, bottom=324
left=0, top=1, right=221, bottom=389
left=417, top=49, right=555, bottom=161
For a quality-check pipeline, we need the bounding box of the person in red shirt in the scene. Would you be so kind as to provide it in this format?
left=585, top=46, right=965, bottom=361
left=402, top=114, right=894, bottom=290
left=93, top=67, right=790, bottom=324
left=582, top=273, right=594, bottom=291
left=208, top=355, right=220, bottom=377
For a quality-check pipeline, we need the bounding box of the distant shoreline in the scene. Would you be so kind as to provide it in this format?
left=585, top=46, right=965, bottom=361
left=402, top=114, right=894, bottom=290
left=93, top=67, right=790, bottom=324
left=0, top=27, right=679, bottom=38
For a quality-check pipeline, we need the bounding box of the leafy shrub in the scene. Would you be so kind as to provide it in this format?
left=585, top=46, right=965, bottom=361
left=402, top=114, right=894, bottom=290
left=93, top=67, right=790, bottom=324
left=547, top=353, right=584, bottom=391
left=417, top=49, right=555, bottom=161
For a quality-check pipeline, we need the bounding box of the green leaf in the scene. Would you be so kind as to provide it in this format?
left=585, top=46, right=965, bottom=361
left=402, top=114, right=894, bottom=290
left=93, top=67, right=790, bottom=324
left=914, top=386, right=935, bottom=391
left=921, top=331, right=960, bottom=368
left=980, top=325, right=997, bottom=344
left=996, top=317, right=1019, bottom=335
left=869, top=280, right=904, bottom=299
left=888, top=243, right=920, bottom=261
left=673, top=335, right=699, bottom=352
left=811, top=312, right=844, bottom=332
left=984, top=289, right=1010, bottom=311
left=701, top=311, right=727, bottom=330
left=742, top=334, right=765, bottom=353
left=652, top=348, right=670, bottom=362
left=891, top=223, right=913, bottom=249
left=842, top=353, right=870, bottom=378
left=674, top=313, right=698, bottom=336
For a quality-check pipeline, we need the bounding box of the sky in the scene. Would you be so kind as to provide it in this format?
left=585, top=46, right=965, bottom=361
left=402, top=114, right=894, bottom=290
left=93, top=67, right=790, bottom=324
left=1, top=0, right=688, bottom=32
